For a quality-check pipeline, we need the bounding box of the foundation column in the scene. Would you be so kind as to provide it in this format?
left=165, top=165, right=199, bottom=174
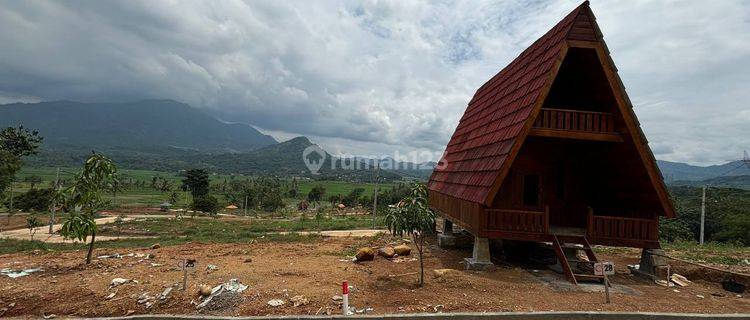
left=464, top=236, right=495, bottom=271
left=438, top=219, right=456, bottom=248
left=638, top=248, right=669, bottom=278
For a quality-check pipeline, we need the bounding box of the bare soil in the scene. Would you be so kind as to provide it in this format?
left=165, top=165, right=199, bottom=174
left=0, top=213, right=60, bottom=232
left=1, top=236, right=748, bottom=318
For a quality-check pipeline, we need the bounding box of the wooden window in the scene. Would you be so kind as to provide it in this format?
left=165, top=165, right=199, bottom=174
left=523, top=174, right=540, bottom=207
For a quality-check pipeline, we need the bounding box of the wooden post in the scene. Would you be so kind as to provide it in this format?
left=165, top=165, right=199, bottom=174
left=544, top=205, right=550, bottom=234
left=603, top=273, right=611, bottom=303
left=181, top=259, right=188, bottom=290
left=700, top=185, right=706, bottom=245
left=49, top=167, right=60, bottom=234
left=587, top=208, right=594, bottom=239
left=372, top=161, right=379, bottom=228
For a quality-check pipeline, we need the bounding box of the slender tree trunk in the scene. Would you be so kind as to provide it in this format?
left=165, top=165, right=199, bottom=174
left=415, top=233, right=424, bottom=287
left=86, top=229, right=96, bottom=264
left=8, top=181, right=13, bottom=223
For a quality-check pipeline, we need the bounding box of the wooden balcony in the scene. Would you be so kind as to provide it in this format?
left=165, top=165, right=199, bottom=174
left=587, top=212, right=659, bottom=248
left=481, top=206, right=659, bottom=248
left=486, top=207, right=549, bottom=235
left=530, top=108, right=622, bottom=142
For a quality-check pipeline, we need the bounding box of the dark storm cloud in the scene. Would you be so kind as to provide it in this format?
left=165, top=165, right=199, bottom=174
left=0, top=0, right=748, bottom=164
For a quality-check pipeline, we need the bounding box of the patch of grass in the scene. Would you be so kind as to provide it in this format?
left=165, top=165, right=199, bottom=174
left=0, top=232, right=322, bottom=255
left=663, top=240, right=750, bottom=265
left=100, top=216, right=384, bottom=238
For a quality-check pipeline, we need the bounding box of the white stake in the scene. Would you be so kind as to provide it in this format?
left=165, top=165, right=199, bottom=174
left=342, top=281, right=349, bottom=316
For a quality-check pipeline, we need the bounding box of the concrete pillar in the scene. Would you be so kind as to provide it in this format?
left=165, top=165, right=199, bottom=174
left=438, top=219, right=456, bottom=248
left=464, top=236, right=495, bottom=271
left=632, top=248, right=669, bottom=279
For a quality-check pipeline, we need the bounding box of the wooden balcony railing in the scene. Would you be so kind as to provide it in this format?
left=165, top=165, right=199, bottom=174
left=587, top=212, right=658, bottom=242
left=486, top=207, right=549, bottom=234
left=533, top=108, right=616, bottom=134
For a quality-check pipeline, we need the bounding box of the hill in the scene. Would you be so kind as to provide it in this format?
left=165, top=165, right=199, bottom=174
left=0, top=100, right=277, bottom=153
left=193, top=137, right=408, bottom=182
left=658, top=160, right=750, bottom=182
left=671, top=175, right=750, bottom=190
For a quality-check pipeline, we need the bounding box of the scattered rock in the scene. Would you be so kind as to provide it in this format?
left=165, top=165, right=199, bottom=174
left=159, top=287, right=173, bottom=301
left=110, top=278, right=133, bottom=288
left=126, top=310, right=135, bottom=316
left=137, top=293, right=155, bottom=309
left=432, top=269, right=457, bottom=278
left=355, top=247, right=375, bottom=262
left=378, top=247, right=395, bottom=259
left=290, top=295, right=309, bottom=307
left=267, top=299, right=285, bottom=307
left=198, top=284, right=213, bottom=296
left=150, top=243, right=161, bottom=249
left=696, top=294, right=705, bottom=299
left=393, top=244, right=411, bottom=256
left=206, top=264, right=219, bottom=272
left=332, top=295, right=343, bottom=301
left=243, top=258, right=253, bottom=263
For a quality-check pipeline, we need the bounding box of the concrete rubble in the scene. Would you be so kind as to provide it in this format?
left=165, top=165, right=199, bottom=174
left=1, top=268, right=42, bottom=278
left=196, top=278, right=248, bottom=309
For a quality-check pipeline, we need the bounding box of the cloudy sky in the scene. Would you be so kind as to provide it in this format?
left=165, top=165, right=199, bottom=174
left=0, top=0, right=748, bottom=165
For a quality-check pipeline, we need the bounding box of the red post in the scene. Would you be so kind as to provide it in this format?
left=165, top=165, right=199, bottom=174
left=342, top=281, right=349, bottom=316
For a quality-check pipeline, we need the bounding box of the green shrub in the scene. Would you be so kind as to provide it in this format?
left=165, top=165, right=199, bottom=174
left=191, top=195, right=219, bottom=213
left=6, top=188, right=55, bottom=212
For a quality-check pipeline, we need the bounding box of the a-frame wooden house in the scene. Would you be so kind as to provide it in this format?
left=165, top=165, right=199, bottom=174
left=428, top=1, right=675, bottom=281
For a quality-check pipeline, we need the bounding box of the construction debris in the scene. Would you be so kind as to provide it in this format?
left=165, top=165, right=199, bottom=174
left=670, top=273, right=691, bottom=287
left=109, top=278, right=135, bottom=288
left=196, top=279, right=248, bottom=309
left=137, top=292, right=155, bottom=309
left=158, top=287, right=173, bottom=301
left=1, top=267, right=42, bottom=278
left=290, top=295, right=309, bottom=307
left=267, top=299, right=285, bottom=307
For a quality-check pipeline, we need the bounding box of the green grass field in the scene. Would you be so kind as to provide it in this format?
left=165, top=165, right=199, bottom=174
left=0, top=215, right=384, bottom=255
left=10, top=166, right=399, bottom=210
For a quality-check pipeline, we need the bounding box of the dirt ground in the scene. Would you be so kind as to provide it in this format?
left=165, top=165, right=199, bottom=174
left=1, top=235, right=748, bottom=318
left=0, top=213, right=61, bottom=233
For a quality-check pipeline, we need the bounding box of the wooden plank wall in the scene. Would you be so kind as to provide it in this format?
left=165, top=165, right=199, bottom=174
left=428, top=190, right=485, bottom=236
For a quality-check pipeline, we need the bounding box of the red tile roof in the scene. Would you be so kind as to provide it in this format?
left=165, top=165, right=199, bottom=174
left=428, top=2, right=595, bottom=204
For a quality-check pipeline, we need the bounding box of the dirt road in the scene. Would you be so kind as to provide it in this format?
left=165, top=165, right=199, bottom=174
left=0, top=216, right=139, bottom=243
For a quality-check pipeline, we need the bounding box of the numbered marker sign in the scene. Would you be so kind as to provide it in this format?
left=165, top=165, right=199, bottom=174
left=594, top=262, right=615, bottom=276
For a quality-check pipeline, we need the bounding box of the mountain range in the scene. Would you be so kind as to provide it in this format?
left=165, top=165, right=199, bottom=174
left=0, top=100, right=277, bottom=153
left=2, top=100, right=748, bottom=186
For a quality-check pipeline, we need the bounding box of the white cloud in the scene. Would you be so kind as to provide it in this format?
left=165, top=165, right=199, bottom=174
left=0, top=0, right=748, bottom=165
